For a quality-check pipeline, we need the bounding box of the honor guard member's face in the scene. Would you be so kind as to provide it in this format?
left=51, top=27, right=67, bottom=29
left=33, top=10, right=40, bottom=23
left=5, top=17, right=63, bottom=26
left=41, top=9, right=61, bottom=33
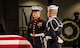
left=47, top=5, right=59, bottom=18
left=32, top=11, right=40, bottom=19
left=31, top=6, right=43, bottom=19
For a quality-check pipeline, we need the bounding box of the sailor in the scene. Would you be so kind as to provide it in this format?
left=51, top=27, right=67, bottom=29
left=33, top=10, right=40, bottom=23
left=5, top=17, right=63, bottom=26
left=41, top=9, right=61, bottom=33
left=46, top=5, right=63, bottom=48
left=27, top=6, right=46, bottom=48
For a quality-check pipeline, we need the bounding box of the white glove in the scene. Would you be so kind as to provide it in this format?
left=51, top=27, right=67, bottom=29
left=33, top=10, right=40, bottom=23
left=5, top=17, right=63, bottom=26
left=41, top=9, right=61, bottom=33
left=57, top=36, right=64, bottom=43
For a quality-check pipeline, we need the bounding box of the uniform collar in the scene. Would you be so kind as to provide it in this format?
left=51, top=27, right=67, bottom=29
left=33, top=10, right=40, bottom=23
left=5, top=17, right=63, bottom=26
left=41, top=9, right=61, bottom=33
left=49, top=16, right=57, bottom=20
left=34, top=18, right=40, bottom=22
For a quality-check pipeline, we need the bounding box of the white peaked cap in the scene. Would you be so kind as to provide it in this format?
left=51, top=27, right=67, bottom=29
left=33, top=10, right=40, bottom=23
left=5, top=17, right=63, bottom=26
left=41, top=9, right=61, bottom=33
left=31, top=6, right=43, bottom=11
left=48, top=5, right=59, bottom=9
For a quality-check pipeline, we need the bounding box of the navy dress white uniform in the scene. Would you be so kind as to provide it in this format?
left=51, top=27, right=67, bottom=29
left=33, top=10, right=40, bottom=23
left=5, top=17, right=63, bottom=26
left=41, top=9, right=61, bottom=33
left=46, top=5, right=63, bottom=48
left=27, top=6, right=46, bottom=48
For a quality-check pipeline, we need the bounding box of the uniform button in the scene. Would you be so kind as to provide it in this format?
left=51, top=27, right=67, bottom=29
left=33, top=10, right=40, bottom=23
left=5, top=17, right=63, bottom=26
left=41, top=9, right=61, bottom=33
left=33, top=27, right=35, bottom=29
left=33, top=30, right=35, bottom=32
left=34, top=20, right=37, bottom=22
left=33, top=28, right=35, bottom=30
left=33, top=25, right=35, bottom=27
left=34, top=23, right=36, bottom=24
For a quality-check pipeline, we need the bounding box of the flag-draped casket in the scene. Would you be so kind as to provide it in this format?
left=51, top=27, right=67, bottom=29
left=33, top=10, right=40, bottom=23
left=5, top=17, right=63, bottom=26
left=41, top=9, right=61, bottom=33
left=0, top=35, right=32, bottom=48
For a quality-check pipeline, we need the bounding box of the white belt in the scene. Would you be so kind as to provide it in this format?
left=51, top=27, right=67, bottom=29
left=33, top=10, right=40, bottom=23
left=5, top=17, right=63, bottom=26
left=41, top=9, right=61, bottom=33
left=45, top=36, right=52, bottom=40
left=30, top=33, right=45, bottom=37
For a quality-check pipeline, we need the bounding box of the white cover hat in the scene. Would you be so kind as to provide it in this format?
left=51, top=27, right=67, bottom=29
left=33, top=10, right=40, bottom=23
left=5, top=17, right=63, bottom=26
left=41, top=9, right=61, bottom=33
left=48, top=5, right=59, bottom=9
left=31, top=6, right=43, bottom=11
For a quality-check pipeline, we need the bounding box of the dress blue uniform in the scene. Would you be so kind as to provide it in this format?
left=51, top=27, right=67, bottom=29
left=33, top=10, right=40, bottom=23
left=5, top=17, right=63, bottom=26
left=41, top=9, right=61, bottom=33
left=27, top=6, right=46, bottom=48
left=27, top=18, right=46, bottom=48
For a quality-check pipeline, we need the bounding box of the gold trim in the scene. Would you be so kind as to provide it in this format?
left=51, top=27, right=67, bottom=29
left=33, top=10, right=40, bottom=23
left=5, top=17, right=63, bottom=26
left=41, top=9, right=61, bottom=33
left=60, top=21, right=79, bottom=42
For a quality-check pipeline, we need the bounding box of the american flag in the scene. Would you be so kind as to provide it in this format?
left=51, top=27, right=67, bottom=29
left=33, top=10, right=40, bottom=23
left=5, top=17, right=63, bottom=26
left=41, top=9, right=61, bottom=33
left=0, top=35, right=32, bottom=48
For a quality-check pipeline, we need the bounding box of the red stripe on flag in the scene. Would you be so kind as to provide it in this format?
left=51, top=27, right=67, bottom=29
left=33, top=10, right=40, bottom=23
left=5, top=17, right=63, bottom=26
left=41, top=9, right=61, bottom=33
left=0, top=45, right=30, bottom=48
left=0, top=37, right=26, bottom=40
